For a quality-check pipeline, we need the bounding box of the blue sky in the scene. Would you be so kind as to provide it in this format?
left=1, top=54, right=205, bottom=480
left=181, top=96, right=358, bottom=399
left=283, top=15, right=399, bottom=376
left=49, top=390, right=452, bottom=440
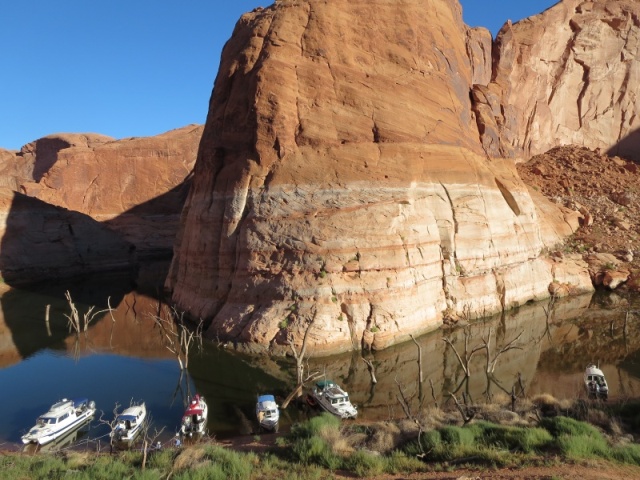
left=0, top=1, right=557, bottom=150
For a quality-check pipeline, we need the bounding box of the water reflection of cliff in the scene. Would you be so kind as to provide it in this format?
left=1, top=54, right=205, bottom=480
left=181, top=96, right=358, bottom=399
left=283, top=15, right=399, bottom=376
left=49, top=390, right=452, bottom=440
left=0, top=263, right=173, bottom=368
left=304, top=293, right=640, bottom=420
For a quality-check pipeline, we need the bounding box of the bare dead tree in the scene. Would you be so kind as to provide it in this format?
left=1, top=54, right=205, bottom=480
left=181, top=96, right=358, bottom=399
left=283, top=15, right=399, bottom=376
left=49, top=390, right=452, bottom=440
left=96, top=402, right=122, bottom=452
left=64, top=291, right=115, bottom=336
left=448, top=392, right=475, bottom=425
left=281, top=317, right=321, bottom=409
left=395, top=376, right=428, bottom=457
left=140, top=413, right=165, bottom=470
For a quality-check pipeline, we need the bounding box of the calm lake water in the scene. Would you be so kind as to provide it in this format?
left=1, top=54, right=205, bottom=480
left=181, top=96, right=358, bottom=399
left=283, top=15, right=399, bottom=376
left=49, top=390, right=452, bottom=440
left=2, top=262, right=640, bottom=450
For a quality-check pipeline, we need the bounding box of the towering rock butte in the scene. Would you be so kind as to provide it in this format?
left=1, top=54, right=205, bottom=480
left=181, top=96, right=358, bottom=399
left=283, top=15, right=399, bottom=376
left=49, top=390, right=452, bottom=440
left=474, top=0, right=640, bottom=160
left=166, top=0, right=612, bottom=356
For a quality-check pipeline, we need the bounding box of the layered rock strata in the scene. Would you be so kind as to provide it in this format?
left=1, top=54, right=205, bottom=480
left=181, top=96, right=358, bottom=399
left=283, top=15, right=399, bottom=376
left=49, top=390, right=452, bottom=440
left=166, top=0, right=595, bottom=355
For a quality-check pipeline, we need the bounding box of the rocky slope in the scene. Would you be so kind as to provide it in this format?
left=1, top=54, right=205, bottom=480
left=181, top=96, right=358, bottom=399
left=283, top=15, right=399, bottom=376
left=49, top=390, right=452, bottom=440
left=166, top=0, right=599, bottom=355
left=518, top=145, right=640, bottom=291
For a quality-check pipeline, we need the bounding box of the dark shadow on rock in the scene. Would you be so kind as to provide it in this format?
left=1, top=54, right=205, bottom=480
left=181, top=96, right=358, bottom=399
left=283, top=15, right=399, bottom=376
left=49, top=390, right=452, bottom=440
left=607, top=127, right=640, bottom=163
left=0, top=192, right=136, bottom=286
left=30, top=137, right=74, bottom=182
left=102, top=173, right=193, bottom=259
left=0, top=172, right=192, bottom=362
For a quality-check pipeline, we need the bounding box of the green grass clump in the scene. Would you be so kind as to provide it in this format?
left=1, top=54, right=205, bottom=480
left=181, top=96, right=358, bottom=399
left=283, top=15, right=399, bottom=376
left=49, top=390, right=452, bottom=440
left=289, top=413, right=341, bottom=441
left=471, top=421, right=553, bottom=453
left=611, top=443, right=640, bottom=465
left=343, top=450, right=385, bottom=477
left=540, top=416, right=602, bottom=438
left=384, top=450, right=426, bottom=474
left=541, top=416, right=611, bottom=460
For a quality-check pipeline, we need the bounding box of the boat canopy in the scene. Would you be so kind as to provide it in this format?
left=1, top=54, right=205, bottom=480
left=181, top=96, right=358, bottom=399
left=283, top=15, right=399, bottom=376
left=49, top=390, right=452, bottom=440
left=316, top=380, right=336, bottom=389
left=258, top=394, right=275, bottom=403
left=184, top=407, right=203, bottom=416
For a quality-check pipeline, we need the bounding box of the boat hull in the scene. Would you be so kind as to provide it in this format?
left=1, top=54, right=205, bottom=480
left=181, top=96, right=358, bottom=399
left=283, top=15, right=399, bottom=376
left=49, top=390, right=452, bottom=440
left=22, top=407, right=95, bottom=445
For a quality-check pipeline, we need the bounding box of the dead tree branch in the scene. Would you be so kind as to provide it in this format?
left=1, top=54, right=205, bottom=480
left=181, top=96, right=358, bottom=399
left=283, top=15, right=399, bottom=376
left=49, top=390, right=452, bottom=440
left=361, top=356, right=378, bottom=385
left=448, top=392, right=475, bottom=425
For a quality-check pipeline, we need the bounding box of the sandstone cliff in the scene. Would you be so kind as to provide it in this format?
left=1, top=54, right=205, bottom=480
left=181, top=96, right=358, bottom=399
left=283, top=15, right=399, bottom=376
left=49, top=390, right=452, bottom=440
left=0, top=126, right=202, bottom=283
left=475, top=0, right=640, bottom=161
left=18, top=125, right=203, bottom=255
left=166, top=0, right=595, bottom=356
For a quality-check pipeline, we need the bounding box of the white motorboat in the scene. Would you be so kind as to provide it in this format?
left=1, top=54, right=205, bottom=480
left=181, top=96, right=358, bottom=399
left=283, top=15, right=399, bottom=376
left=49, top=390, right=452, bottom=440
left=310, top=380, right=357, bottom=419
left=179, top=394, right=208, bottom=438
left=584, top=364, right=609, bottom=399
left=111, top=403, right=147, bottom=442
left=256, top=394, right=279, bottom=432
left=21, top=398, right=96, bottom=445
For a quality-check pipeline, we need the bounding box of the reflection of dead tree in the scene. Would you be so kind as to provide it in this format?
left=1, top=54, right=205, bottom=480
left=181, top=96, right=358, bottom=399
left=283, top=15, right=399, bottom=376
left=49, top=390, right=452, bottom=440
left=429, top=379, right=439, bottom=409
left=281, top=318, right=321, bottom=409
left=537, top=294, right=557, bottom=345
left=443, top=326, right=485, bottom=378
left=152, top=308, right=204, bottom=371
left=482, top=328, right=523, bottom=374
left=64, top=291, right=115, bottom=336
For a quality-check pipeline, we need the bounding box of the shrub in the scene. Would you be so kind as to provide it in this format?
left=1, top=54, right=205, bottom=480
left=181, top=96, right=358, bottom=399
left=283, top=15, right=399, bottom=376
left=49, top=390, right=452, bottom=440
left=343, top=450, right=385, bottom=477
left=201, top=445, right=253, bottom=480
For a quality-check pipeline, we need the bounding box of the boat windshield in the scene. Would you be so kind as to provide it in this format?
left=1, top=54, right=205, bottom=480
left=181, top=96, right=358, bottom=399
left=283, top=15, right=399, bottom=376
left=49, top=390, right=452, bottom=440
left=38, top=417, right=57, bottom=426
left=331, top=397, right=347, bottom=405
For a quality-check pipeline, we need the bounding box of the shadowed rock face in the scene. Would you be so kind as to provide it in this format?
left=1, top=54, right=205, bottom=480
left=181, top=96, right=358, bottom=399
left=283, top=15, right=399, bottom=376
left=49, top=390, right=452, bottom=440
left=0, top=126, right=203, bottom=284
left=475, top=0, right=640, bottom=161
left=18, top=125, right=203, bottom=255
left=166, top=0, right=596, bottom=355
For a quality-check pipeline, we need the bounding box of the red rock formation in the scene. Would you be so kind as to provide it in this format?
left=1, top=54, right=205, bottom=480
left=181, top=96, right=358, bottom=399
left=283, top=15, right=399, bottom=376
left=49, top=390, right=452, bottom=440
left=166, top=0, right=592, bottom=355
left=475, top=0, right=640, bottom=161
left=19, top=125, right=203, bottom=255
left=0, top=126, right=202, bottom=284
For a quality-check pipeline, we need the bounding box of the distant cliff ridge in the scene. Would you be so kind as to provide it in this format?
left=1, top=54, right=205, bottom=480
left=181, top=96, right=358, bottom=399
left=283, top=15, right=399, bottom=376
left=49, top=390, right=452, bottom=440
left=0, top=125, right=203, bottom=284
left=166, top=0, right=634, bottom=355
left=473, top=0, right=640, bottom=161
